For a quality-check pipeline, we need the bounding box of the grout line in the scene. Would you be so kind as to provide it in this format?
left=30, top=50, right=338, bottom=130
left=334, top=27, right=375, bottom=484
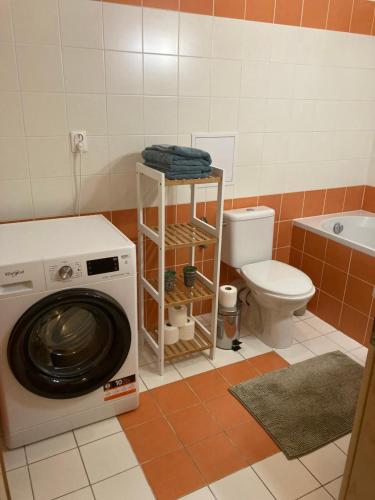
left=348, top=0, right=355, bottom=34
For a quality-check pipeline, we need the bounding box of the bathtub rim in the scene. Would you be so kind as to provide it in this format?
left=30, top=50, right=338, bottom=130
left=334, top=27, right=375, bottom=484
left=293, top=210, right=375, bottom=258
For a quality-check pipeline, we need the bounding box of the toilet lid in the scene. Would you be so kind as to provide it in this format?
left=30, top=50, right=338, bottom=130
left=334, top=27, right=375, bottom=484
left=241, top=260, right=314, bottom=296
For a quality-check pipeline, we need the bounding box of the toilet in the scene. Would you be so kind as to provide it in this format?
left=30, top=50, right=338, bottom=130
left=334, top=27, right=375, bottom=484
left=221, top=206, right=315, bottom=349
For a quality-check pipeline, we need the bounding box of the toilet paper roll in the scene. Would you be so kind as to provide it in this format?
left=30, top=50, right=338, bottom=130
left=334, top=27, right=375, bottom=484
left=179, top=317, right=195, bottom=341
left=219, top=285, right=238, bottom=308
left=168, top=304, right=188, bottom=327
left=164, top=322, right=179, bottom=345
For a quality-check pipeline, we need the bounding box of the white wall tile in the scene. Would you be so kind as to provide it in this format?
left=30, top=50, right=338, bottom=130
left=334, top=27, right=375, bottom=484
left=179, top=12, right=212, bottom=58
left=0, top=137, right=28, bottom=179
left=268, top=62, right=295, bottom=99
left=103, top=3, right=142, bottom=52
left=211, top=59, right=241, bottom=97
left=262, top=133, right=290, bottom=164
left=144, top=54, right=178, bottom=96
left=27, top=136, right=72, bottom=178
left=110, top=172, right=137, bottom=210
left=238, top=98, right=266, bottom=133
left=0, top=44, right=18, bottom=90
left=79, top=136, right=109, bottom=176
left=242, top=21, right=273, bottom=61
left=144, top=96, right=178, bottom=135
left=108, top=135, right=144, bottom=174
left=107, top=95, right=143, bottom=135
left=0, top=92, right=24, bottom=136
left=63, top=47, right=105, bottom=93
left=143, top=8, right=178, bottom=55
left=179, top=57, right=210, bottom=97
left=0, top=0, right=13, bottom=42
left=210, top=98, right=239, bottom=132
left=12, top=0, right=60, bottom=45
left=0, top=179, right=33, bottom=221
left=237, top=133, right=263, bottom=166
left=79, top=174, right=110, bottom=213
left=17, top=45, right=64, bottom=92
left=59, top=0, right=103, bottom=49
left=241, top=61, right=269, bottom=98
left=233, top=166, right=261, bottom=197
left=23, top=93, right=67, bottom=136
left=105, top=51, right=143, bottom=95
left=212, top=17, right=244, bottom=59
left=178, top=97, right=210, bottom=134
left=67, top=93, right=107, bottom=135
left=31, top=177, right=74, bottom=217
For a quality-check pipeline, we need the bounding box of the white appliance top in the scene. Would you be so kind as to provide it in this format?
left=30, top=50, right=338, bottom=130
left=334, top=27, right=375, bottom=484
left=0, top=215, right=134, bottom=266
left=241, top=260, right=314, bottom=296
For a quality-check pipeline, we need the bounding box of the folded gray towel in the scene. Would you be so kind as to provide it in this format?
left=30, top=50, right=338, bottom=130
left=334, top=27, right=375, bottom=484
left=144, top=161, right=212, bottom=180
left=144, top=145, right=211, bottom=162
left=142, top=149, right=211, bottom=169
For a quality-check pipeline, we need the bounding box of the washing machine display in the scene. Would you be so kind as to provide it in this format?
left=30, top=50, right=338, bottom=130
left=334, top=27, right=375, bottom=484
left=8, top=288, right=131, bottom=399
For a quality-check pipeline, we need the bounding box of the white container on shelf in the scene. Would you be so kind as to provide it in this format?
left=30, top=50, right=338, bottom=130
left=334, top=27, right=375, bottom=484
left=179, top=317, right=195, bottom=341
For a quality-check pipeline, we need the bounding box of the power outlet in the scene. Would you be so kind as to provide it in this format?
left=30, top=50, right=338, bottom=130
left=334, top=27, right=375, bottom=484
left=70, top=131, right=88, bottom=153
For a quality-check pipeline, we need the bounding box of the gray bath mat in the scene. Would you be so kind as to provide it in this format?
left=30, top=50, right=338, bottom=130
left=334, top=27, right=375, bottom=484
left=230, top=351, right=363, bottom=459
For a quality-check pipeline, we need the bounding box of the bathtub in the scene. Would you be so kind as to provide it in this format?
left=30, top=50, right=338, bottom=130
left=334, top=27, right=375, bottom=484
left=294, top=210, right=375, bottom=257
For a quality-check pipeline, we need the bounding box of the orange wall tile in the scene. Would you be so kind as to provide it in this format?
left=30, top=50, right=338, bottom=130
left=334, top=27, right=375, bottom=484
left=327, top=0, right=354, bottom=32
left=180, top=0, right=213, bottom=16
left=214, top=0, right=246, bottom=19
left=143, top=0, right=179, bottom=9
left=350, top=0, right=375, bottom=34
left=274, top=0, right=303, bottom=26
left=245, top=0, right=275, bottom=23
left=301, top=0, right=329, bottom=29
left=363, top=186, right=375, bottom=212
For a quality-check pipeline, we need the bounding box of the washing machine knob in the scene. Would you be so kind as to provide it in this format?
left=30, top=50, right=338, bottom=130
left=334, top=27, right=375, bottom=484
left=59, top=265, right=73, bottom=280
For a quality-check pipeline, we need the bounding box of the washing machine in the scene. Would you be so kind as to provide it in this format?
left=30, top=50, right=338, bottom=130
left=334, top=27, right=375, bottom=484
left=0, top=215, right=138, bottom=449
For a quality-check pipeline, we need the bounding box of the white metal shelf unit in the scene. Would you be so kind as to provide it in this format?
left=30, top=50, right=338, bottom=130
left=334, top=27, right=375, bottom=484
left=136, top=162, right=224, bottom=375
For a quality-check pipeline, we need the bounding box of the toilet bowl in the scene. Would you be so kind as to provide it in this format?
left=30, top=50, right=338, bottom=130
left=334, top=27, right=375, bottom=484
left=221, top=206, right=316, bottom=349
left=241, top=260, right=315, bottom=348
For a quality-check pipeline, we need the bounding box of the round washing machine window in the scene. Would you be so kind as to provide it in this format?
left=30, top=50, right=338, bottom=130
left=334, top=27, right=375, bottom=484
left=8, top=289, right=132, bottom=399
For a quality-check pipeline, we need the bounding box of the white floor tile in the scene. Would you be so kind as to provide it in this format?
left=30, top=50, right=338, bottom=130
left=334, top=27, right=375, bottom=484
left=324, top=477, right=342, bottom=499
left=335, top=434, right=351, bottom=454
left=2, top=446, right=26, bottom=471
left=181, top=486, right=215, bottom=499
left=7, top=466, right=33, bottom=500
left=345, top=350, right=366, bottom=367
left=138, top=341, right=157, bottom=366
left=275, top=343, right=316, bottom=364
left=302, top=336, right=345, bottom=356
left=305, top=317, right=336, bottom=334
left=294, top=321, right=323, bottom=342
left=252, top=452, right=319, bottom=500
left=301, top=487, right=333, bottom=499
left=140, top=361, right=182, bottom=389
left=204, top=347, right=244, bottom=368
left=26, top=431, right=76, bottom=464
left=29, top=448, right=89, bottom=500
left=92, top=466, right=154, bottom=499
left=235, top=334, right=272, bottom=359
left=80, top=432, right=137, bottom=484
left=349, top=346, right=368, bottom=364
left=327, top=331, right=362, bottom=352
left=210, top=467, right=273, bottom=500
left=173, top=352, right=214, bottom=377
left=74, top=418, right=122, bottom=446
left=299, top=443, right=347, bottom=484
left=59, top=487, right=95, bottom=499
left=139, top=378, right=148, bottom=392
left=297, top=310, right=315, bottom=320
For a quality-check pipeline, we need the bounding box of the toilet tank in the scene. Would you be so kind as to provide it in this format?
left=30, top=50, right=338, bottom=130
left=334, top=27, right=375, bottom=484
left=221, top=206, right=275, bottom=269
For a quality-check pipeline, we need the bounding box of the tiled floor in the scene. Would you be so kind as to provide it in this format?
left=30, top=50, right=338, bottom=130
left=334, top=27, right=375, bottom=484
left=3, top=311, right=367, bottom=500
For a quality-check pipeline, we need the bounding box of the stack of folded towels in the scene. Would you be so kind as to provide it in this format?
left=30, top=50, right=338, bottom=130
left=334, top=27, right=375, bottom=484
left=142, top=144, right=212, bottom=180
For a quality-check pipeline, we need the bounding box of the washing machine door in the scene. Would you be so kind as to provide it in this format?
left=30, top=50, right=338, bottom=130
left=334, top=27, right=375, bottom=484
left=8, top=288, right=132, bottom=399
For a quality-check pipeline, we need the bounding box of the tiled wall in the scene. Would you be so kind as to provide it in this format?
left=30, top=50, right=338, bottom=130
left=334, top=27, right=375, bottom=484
left=290, top=221, right=375, bottom=347
left=106, top=0, right=375, bottom=36
left=1, top=0, right=375, bottom=223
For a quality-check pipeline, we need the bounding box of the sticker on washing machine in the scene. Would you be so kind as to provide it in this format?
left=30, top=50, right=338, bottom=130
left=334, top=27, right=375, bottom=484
left=103, top=374, right=136, bottom=401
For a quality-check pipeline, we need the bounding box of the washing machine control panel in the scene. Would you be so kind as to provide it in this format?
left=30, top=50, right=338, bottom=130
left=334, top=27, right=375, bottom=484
left=45, top=249, right=135, bottom=289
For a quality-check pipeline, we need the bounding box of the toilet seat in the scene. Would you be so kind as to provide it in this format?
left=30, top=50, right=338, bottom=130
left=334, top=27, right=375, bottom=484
left=241, top=260, right=314, bottom=297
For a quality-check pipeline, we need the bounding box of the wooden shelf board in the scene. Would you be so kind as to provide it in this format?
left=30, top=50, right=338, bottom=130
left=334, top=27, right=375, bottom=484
left=160, top=223, right=216, bottom=249
left=151, top=274, right=214, bottom=307
left=165, top=176, right=221, bottom=186
left=149, top=324, right=213, bottom=361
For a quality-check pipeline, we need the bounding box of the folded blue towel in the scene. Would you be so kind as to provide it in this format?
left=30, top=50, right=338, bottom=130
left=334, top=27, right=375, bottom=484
left=144, top=162, right=212, bottom=180
left=144, top=145, right=211, bottom=162
left=142, top=150, right=211, bottom=169
left=144, top=160, right=211, bottom=174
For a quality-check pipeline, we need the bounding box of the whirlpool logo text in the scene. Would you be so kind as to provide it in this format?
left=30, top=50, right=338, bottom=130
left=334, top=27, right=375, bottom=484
left=4, top=270, right=25, bottom=278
